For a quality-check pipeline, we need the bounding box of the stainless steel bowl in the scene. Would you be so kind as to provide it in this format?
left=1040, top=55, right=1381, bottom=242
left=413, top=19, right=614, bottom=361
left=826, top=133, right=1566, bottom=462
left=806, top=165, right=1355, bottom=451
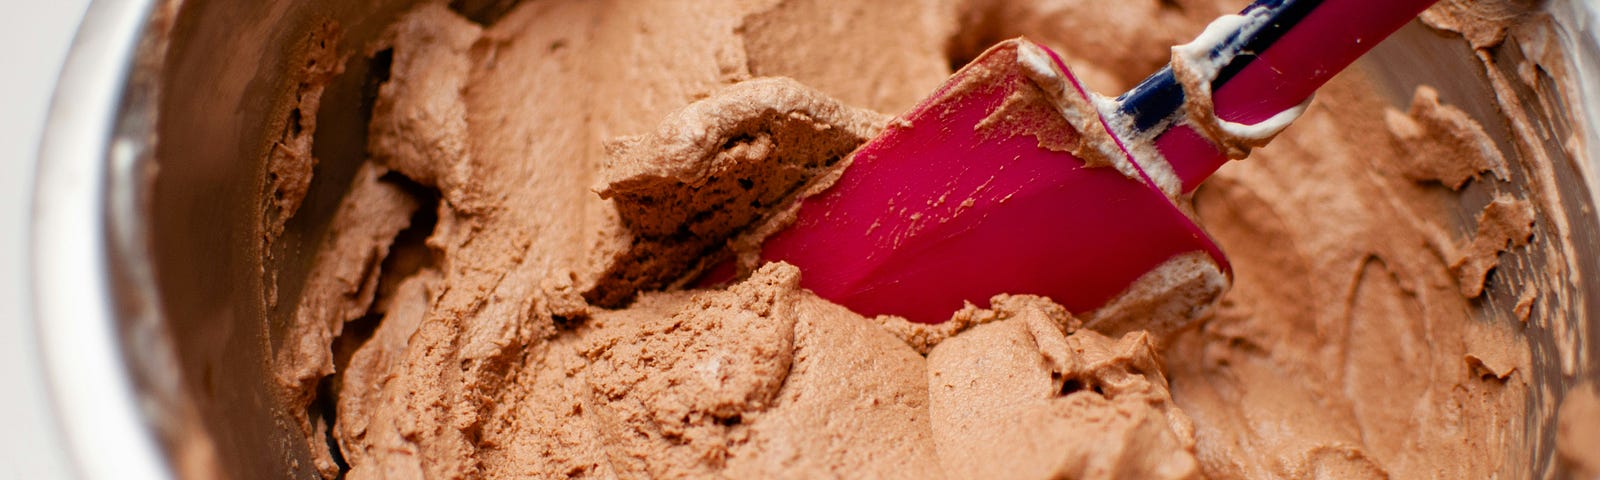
left=32, top=1, right=1600, bottom=478
left=35, top=1, right=434, bottom=477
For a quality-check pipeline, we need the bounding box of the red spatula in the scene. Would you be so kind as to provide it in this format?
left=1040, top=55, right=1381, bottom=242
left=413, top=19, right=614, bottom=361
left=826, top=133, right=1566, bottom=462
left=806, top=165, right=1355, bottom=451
left=750, top=0, right=1438, bottom=324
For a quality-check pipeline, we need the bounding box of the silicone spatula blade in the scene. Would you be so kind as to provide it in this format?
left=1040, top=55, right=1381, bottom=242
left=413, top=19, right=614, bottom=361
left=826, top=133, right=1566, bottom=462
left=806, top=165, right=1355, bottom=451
left=757, top=40, right=1226, bottom=324
left=745, top=0, right=1438, bottom=324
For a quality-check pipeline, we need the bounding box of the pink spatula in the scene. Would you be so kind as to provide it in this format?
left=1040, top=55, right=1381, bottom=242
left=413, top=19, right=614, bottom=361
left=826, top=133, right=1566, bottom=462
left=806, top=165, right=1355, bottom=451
left=753, top=0, right=1438, bottom=324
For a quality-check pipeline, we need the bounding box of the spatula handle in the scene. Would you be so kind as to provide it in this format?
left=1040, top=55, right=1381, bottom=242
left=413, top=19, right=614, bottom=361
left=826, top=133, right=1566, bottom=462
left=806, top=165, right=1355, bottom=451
left=1116, top=0, right=1438, bottom=191
left=1215, top=0, right=1437, bottom=124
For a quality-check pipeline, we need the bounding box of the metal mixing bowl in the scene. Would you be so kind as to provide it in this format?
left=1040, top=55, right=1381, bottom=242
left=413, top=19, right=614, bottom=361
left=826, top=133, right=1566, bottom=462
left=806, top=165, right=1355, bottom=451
left=32, top=0, right=1600, bottom=478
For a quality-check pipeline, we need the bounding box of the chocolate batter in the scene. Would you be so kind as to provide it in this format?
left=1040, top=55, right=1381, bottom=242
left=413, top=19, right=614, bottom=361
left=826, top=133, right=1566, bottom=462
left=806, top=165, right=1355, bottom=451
left=268, top=0, right=1554, bottom=478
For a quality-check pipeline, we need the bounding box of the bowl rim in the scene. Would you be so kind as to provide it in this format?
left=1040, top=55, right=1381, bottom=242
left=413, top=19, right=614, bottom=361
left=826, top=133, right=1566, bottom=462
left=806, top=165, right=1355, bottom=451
left=31, top=0, right=171, bottom=478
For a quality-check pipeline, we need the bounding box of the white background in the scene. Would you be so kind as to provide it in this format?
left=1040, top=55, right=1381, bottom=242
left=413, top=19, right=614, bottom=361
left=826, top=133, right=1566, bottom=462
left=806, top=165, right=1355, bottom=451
left=3, top=0, right=92, bottom=478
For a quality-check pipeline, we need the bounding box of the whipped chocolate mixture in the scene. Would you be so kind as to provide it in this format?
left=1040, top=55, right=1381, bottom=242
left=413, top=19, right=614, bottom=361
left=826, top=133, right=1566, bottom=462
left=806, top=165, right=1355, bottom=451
left=1559, top=382, right=1600, bottom=477
left=266, top=0, right=1561, bottom=478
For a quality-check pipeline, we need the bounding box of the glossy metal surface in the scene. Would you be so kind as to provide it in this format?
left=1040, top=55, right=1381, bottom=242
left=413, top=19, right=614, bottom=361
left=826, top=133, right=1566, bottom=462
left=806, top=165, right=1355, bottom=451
left=34, top=0, right=171, bottom=478
left=36, top=0, right=426, bottom=477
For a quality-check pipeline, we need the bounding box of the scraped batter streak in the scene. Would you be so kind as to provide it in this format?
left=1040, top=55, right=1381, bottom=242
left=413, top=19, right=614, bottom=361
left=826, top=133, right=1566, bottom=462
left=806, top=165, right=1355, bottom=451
left=273, top=1, right=1543, bottom=479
